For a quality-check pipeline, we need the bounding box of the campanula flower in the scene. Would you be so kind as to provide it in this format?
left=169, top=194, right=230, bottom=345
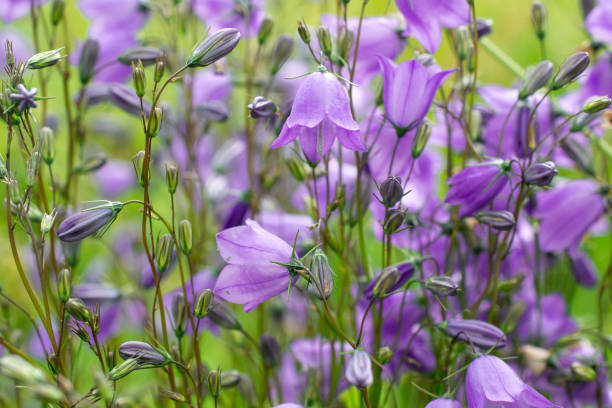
left=377, top=56, right=455, bottom=134
left=9, top=83, right=38, bottom=112
left=270, top=69, right=365, bottom=164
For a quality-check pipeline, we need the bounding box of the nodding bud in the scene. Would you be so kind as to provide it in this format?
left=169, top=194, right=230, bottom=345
left=259, top=334, right=281, bottom=368
left=376, top=347, right=393, bottom=365
left=194, top=289, right=214, bottom=318
left=345, top=350, right=373, bottom=388
left=379, top=176, right=403, bottom=207
left=570, top=362, right=597, bottom=382
left=79, top=39, right=99, bottom=84
left=39, top=127, right=55, bottom=165
left=26, top=151, right=42, bottom=187
left=156, top=234, right=173, bottom=274
left=383, top=209, right=406, bottom=235
left=132, top=151, right=146, bottom=187
left=150, top=107, right=163, bottom=137
left=220, top=370, right=242, bottom=388
left=65, top=297, right=90, bottom=322
left=570, top=251, right=598, bottom=287
left=309, top=249, right=334, bottom=299
left=531, top=1, right=547, bottom=40
left=57, top=202, right=123, bottom=242
left=154, top=57, right=165, bottom=83
left=0, top=355, right=46, bottom=384
left=561, top=136, right=594, bottom=176
left=519, top=60, right=554, bottom=99
left=172, top=293, right=188, bottom=338
left=27, top=48, right=63, bottom=69
left=425, top=275, right=459, bottom=297
left=208, top=300, right=241, bottom=330
left=372, top=266, right=402, bottom=298
left=248, top=96, right=277, bottom=119
left=118, top=47, right=163, bottom=66
left=118, top=341, right=169, bottom=366
left=108, top=358, right=140, bottom=380
left=50, top=0, right=65, bottom=25
left=258, top=18, right=274, bottom=44
left=109, top=84, right=150, bottom=116
left=455, top=26, right=472, bottom=61
left=270, top=35, right=294, bottom=74
left=57, top=268, right=71, bottom=303
left=441, top=319, right=507, bottom=349
left=476, top=210, right=515, bottom=231
left=412, top=121, right=431, bottom=158
left=552, top=52, right=590, bottom=90
left=316, top=27, right=332, bottom=57
left=524, top=161, right=557, bottom=186
left=570, top=111, right=600, bottom=132
left=165, top=163, right=179, bottom=194
left=178, top=219, right=193, bottom=255
left=581, top=95, right=612, bottom=114
left=132, top=60, right=146, bottom=98
left=208, top=370, right=221, bottom=398
left=187, top=28, right=241, bottom=67
left=297, top=20, right=311, bottom=44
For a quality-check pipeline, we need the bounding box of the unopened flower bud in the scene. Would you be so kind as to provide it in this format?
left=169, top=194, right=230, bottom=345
left=79, top=39, right=99, bottom=84
left=39, top=127, right=55, bottom=164
left=0, top=355, right=46, bottom=383
left=27, top=48, right=63, bottom=69
left=338, top=29, right=354, bottom=62
left=524, top=161, right=557, bottom=186
left=345, top=350, right=373, bottom=388
left=570, top=111, right=599, bottom=132
left=561, top=136, right=594, bottom=175
left=259, top=334, right=281, bottom=368
left=372, top=266, right=401, bottom=298
left=108, top=358, right=140, bottom=380
left=297, top=20, right=311, bottom=44
left=258, top=18, right=274, bottom=44
left=552, top=52, right=590, bottom=90
left=502, top=300, right=527, bottom=332
left=178, top=219, right=193, bottom=255
left=220, top=370, right=242, bottom=388
left=154, top=57, right=165, bottom=83
left=376, top=347, right=393, bottom=365
left=412, top=121, right=431, bottom=158
left=519, top=60, right=553, bottom=99
left=531, top=1, right=547, bottom=40
left=270, top=35, right=294, bottom=74
left=497, top=274, right=525, bottom=292
left=57, top=268, right=71, bottom=303
left=309, top=249, right=334, bottom=299
left=248, top=96, right=277, bottom=119
left=26, top=151, right=42, bottom=187
left=132, top=150, right=146, bottom=187
left=426, top=275, right=459, bottom=297
left=441, top=319, right=507, bottom=349
left=570, top=362, right=596, bottom=382
left=383, top=209, right=405, bottom=234
left=208, top=300, right=241, bottom=330
left=476, top=210, right=515, bottom=231
left=455, top=26, right=471, bottom=61
left=316, top=27, right=332, bottom=57
left=379, top=176, right=403, bottom=207
left=9, top=178, right=21, bottom=204
left=582, top=95, right=612, bottom=114
left=118, top=341, right=170, bottom=366
left=57, top=202, right=123, bottom=242
left=109, top=84, right=148, bottom=115
left=132, top=60, right=146, bottom=98
left=194, top=289, right=214, bottom=318
left=156, top=234, right=173, bottom=274
left=118, top=47, right=163, bottom=66
left=160, top=390, right=187, bottom=403
left=50, top=0, right=65, bottom=25
left=208, top=370, right=221, bottom=398
left=171, top=293, right=188, bottom=338
left=65, top=297, right=90, bottom=322
left=285, top=157, right=307, bottom=182
left=161, top=164, right=178, bottom=195
left=75, top=152, right=107, bottom=174
left=41, top=209, right=57, bottom=235
left=150, top=107, right=163, bottom=137
left=187, top=28, right=241, bottom=67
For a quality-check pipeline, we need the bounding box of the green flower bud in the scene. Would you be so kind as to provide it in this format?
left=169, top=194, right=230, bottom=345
left=160, top=390, right=187, bottom=403
left=33, top=384, right=63, bottom=403
left=194, top=289, right=214, bottom=318
left=154, top=57, right=165, bottom=83
left=108, top=358, right=140, bottom=381
left=258, top=18, right=274, bottom=44
left=519, top=61, right=553, bottom=99
left=270, top=35, right=294, bottom=75
left=165, top=163, right=179, bottom=194
left=297, top=20, right=311, bottom=44
left=156, top=234, right=173, bottom=274
left=376, top=347, right=393, bottom=365
left=581, top=95, right=612, bottom=114
left=412, top=121, right=431, bottom=158
left=208, top=370, right=221, bottom=398
left=57, top=268, right=71, bottom=303
left=131, top=60, right=146, bottom=98
left=316, top=27, right=332, bottom=57
left=338, top=29, right=354, bottom=63
left=285, top=157, right=307, bottom=182
left=41, top=209, right=57, bottom=235
left=531, top=1, right=547, bottom=40
left=25, top=151, right=42, bottom=188
left=187, top=28, right=241, bottom=68
left=309, top=249, right=334, bottom=299
left=50, top=0, right=65, bottom=26
left=39, top=127, right=55, bottom=165
left=383, top=209, right=405, bottom=235
left=178, top=219, right=193, bottom=255
left=27, top=48, right=64, bottom=69
left=455, top=26, right=472, bottom=61
left=9, top=178, right=21, bottom=204
left=372, top=266, right=401, bottom=298
left=221, top=370, right=242, bottom=388
left=132, top=151, right=146, bottom=187
left=497, top=274, right=525, bottom=292
left=570, top=362, right=597, bottom=382
left=118, top=47, right=163, bottom=66
left=79, top=39, right=99, bottom=85
left=75, top=153, right=106, bottom=174
left=150, top=107, right=163, bottom=137
left=65, top=297, right=90, bottom=322
left=502, top=300, right=526, bottom=332
left=171, top=293, right=188, bottom=338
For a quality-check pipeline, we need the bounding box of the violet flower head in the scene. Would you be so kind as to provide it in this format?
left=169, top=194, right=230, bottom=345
left=395, top=0, right=470, bottom=52
left=9, top=84, right=38, bottom=112
left=377, top=56, right=456, bottom=134
left=215, top=219, right=298, bottom=312
left=425, top=398, right=462, bottom=408
left=466, top=355, right=561, bottom=408
left=445, top=161, right=510, bottom=217
left=57, top=202, right=124, bottom=242
left=270, top=69, right=365, bottom=164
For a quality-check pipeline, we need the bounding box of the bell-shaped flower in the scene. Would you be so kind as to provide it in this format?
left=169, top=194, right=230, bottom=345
left=425, top=398, right=462, bottom=408
left=215, top=220, right=300, bottom=312
left=270, top=69, right=365, bottom=164
left=466, top=355, right=561, bottom=408
left=377, top=56, right=456, bottom=134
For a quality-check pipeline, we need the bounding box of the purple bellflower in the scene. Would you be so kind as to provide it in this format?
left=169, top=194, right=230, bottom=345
left=270, top=68, right=365, bottom=164
left=377, top=56, right=456, bottom=135
left=9, top=84, right=38, bottom=112
left=214, top=219, right=301, bottom=312
left=395, top=0, right=470, bottom=53
left=445, top=161, right=511, bottom=217
left=193, top=0, right=265, bottom=36
left=425, top=398, right=462, bottom=408
left=466, top=355, right=561, bottom=408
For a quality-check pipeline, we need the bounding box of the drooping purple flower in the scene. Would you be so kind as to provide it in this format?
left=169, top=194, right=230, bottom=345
left=586, top=1, right=612, bottom=44
left=395, top=0, right=470, bottom=53
left=9, top=83, right=38, bottom=112
left=466, top=355, right=561, bottom=408
left=425, top=398, right=462, bottom=408
left=569, top=250, right=598, bottom=287
left=533, top=180, right=607, bottom=252
left=377, top=56, right=455, bottom=133
left=442, top=319, right=506, bottom=349
left=445, top=161, right=511, bottom=217
left=214, top=219, right=296, bottom=312
left=270, top=69, right=365, bottom=164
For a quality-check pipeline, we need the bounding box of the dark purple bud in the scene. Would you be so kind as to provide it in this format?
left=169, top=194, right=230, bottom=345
left=476, top=210, right=515, bottom=231
left=57, top=203, right=123, bottom=242
left=270, top=35, right=294, bottom=74
left=441, top=319, right=506, bottom=349
left=524, top=161, right=557, bottom=186
left=248, top=96, right=277, bottom=119
left=199, top=101, right=229, bottom=122
left=560, top=136, right=594, bottom=175
left=570, top=251, right=598, bottom=287
left=552, top=52, right=590, bottom=90
left=259, top=334, right=281, bottom=368
left=118, top=46, right=164, bottom=66
left=187, top=28, right=241, bottom=68
left=515, top=102, right=531, bottom=157
left=78, top=39, right=99, bottom=85
left=379, top=176, right=403, bottom=207
left=208, top=300, right=241, bottom=330
left=474, top=18, right=493, bottom=38
left=345, top=350, right=373, bottom=388
left=425, top=275, right=459, bottom=297
left=118, top=341, right=169, bottom=366
left=369, top=263, right=414, bottom=299
left=519, top=61, right=553, bottom=99
left=108, top=84, right=151, bottom=116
